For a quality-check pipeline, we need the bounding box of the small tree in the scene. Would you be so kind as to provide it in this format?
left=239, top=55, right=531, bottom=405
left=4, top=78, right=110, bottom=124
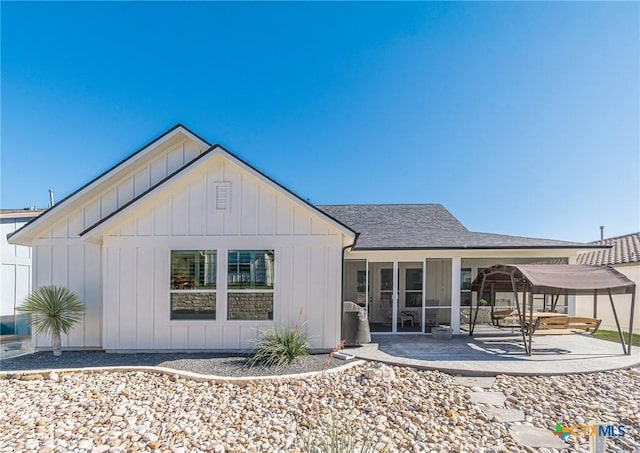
left=18, top=285, right=85, bottom=356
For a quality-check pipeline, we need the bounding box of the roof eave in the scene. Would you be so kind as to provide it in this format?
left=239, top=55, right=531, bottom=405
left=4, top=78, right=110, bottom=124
left=8, top=124, right=211, bottom=246
left=81, top=145, right=357, bottom=243
left=80, top=146, right=217, bottom=241
left=216, top=144, right=357, bottom=239
left=351, top=245, right=604, bottom=251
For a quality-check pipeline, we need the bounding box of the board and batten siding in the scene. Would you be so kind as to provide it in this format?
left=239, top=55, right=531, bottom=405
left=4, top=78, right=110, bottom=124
left=31, top=243, right=102, bottom=348
left=101, top=155, right=345, bottom=350
left=29, top=138, right=208, bottom=349
left=1, top=217, right=36, bottom=319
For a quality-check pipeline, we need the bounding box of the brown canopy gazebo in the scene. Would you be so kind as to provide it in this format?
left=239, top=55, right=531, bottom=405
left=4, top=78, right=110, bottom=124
left=470, top=264, right=636, bottom=356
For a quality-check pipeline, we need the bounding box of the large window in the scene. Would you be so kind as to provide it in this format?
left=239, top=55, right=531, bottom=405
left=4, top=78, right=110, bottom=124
left=170, top=250, right=217, bottom=320
left=227, top=250, right=274, bottom=320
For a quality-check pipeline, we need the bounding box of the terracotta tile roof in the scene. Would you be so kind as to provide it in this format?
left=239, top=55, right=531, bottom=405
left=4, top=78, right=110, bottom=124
left=577, top=232, right=640, bottom=266
left=0, top=209, right=44, bottom=219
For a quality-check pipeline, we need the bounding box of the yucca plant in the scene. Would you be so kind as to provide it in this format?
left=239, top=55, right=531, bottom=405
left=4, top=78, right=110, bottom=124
left=17, top=285, right=85, bottom=356
left=248, top=323, right=310, bottom=367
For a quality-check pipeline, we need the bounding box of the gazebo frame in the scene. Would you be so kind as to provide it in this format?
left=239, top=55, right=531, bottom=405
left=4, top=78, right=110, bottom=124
left=469, top=264, right=636, bottom=356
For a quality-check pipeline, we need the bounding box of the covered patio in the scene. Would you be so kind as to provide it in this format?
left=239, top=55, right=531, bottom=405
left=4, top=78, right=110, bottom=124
left=469, top=264, right=636, bottom=356
left=350, top=330, right=640, bottom=376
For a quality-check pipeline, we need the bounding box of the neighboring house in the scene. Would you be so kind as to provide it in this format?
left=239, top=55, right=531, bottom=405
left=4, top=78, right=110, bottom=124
left=1, top=209, right=43, bottom=335
left=576, top=233, right=640, bottom=332
left=7, top=125, right=604, bottom=351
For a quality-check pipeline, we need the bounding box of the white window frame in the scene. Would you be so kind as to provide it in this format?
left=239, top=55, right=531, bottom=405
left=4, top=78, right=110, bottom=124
left=226, top=249, right=275, bottom=321
left=169, top=250, right=217, bottom=321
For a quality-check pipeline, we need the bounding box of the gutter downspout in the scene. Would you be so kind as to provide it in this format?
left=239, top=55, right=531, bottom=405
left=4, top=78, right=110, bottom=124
left=340, top=233, right=360, bottom=342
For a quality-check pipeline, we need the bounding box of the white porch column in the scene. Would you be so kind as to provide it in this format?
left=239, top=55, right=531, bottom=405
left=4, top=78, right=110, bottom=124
left=451, top=257, right=462, bottom=333
left=567, top=255, right=577, bottom=316
left=392, top=261, right=399, bottom=329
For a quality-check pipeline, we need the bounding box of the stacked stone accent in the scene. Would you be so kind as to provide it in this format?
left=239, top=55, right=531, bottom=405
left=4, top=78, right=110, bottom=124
left=228, top=293, right=273, bottom=320
left=171, top=293, right=216, bottom=318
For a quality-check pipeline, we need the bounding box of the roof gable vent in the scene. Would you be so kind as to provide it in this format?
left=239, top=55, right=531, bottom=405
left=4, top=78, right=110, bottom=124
left=214, top=182, right=230, bottom=213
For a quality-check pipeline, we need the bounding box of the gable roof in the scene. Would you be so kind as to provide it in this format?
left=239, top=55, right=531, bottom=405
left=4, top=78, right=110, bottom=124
left=8, top=124, right=210, bottom=245
left=577, top=232, right=640, bottom=266
left=318, top=204, right=599, bottom=250
left=80, top=145, right=356, bottom=242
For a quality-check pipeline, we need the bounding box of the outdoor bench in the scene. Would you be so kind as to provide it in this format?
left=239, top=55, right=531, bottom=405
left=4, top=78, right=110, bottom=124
left=530, top=316, right=602, bottom=335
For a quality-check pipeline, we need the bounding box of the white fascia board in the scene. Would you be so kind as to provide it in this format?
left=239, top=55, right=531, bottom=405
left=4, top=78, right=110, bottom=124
left=345, top=248, right=592, bottom=261
left=177, top=126, right=210, bottom=149
left=80, top=149, right=216, bottom=243
left=81, top=147, right=357, bottom=245
left=9, top=126, right=208, bottom=246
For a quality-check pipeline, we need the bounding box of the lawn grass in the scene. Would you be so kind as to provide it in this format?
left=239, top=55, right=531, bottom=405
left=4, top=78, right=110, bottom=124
left=592, top=329, right=640, bottom=347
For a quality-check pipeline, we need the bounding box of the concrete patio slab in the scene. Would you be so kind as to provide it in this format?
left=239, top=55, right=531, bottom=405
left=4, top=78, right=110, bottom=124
left=347, top=329, right=640, bottom=376
left=509, top=425, right=567, bottom=449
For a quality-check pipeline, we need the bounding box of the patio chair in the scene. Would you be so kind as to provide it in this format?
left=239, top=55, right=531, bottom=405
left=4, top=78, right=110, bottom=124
left=400, top=311, right=415, bottom=327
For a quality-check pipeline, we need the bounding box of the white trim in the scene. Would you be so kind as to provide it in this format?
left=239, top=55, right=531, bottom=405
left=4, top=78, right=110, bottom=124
left=364, top=259, right=369, bottom=320
left=227, top=289, right=275, bottom=293
left=169, top=289, right=217, bottom=293
left=169, top=249, right=218, bottom=322
left=101, top=243, right=108, bottom=350
left=421, top=259, right=427, bottom=334
left=80, top=148, right=355, bottom=243
left=225, top=248, right=275, bottom=322
left=450, top=257, right=462, bottom=334
left=346, top=249, right=585, bottom=260
left=392, top=261, right=399, bottom=329
left=220, top=150, right=356, bottom=241
left=9, top=127, right=208, bottom=246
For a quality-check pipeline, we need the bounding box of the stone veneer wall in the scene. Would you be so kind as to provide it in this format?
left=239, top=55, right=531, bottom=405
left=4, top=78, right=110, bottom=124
left=227, top=293, right=273, bottom=320
left=171, top=292, right=216, bottom=318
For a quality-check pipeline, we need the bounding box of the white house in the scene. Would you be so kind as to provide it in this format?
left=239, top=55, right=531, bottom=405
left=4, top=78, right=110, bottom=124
left=7, top=125, right=604, bottom=351
left=1, top=209, right=42, bottom=335
left=576, top=232, right=640, bottom=333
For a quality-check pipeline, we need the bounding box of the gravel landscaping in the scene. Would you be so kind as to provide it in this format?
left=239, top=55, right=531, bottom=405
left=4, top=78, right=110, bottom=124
left=0, top=359, right=638, bottom=452
left=0, top=351, right=343, bottom=377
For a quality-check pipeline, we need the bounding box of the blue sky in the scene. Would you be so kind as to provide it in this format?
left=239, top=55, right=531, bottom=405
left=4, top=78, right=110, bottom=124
left=1, top=2, right=638, bottom=243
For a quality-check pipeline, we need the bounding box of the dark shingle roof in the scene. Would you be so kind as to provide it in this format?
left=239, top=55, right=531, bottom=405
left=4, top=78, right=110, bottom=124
left=577, top=232, right=640, bottom=266
left=318, top=204, right=592, bottom=250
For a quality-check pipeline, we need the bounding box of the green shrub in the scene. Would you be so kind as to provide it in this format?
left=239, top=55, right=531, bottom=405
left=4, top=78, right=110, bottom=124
left=249, top=324, right=309, bottom=367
